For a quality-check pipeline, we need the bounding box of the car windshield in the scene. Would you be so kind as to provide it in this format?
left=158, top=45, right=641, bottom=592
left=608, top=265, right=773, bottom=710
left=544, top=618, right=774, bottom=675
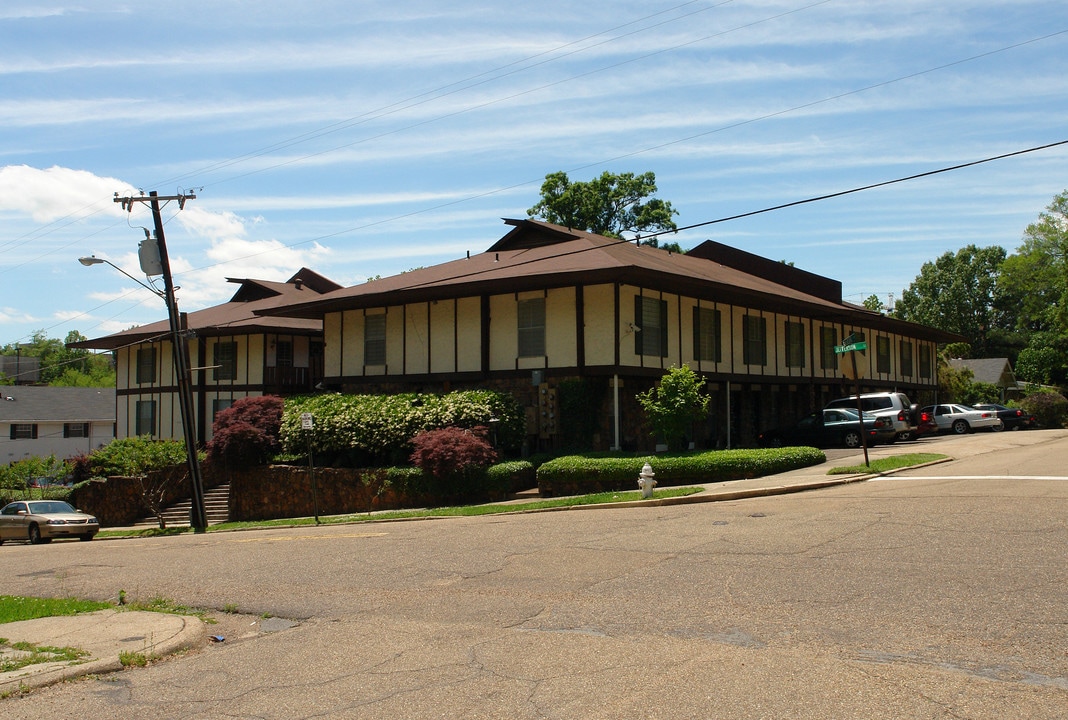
left=27, top=501, right=76, bottom=514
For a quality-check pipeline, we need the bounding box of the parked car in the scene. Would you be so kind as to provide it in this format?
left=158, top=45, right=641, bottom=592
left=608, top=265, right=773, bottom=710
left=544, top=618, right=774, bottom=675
left=971, top=403, right=1037, bottom=431
left=0, top=500, right=99, bottom=545
left=824, top=392, right=920, bottom=441
left=921, top=404, right=1004, bottom=434
left=758, top=408, right=897, bottom=449
left=913, top=407, right=940, bottom=439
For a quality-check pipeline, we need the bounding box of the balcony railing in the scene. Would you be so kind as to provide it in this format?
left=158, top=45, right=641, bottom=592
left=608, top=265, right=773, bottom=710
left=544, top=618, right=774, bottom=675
left=264, top=366, right=310, bottom=390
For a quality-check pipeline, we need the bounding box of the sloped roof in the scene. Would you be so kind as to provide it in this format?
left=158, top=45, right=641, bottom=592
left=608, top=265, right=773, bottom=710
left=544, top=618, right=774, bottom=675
left=72, top=268, right=342, bottom=351
left=0, top=387, right=115, bottom=423
left=260, top=220, right=958, bottom=343
left=948, top=357, right=1017, bottom=387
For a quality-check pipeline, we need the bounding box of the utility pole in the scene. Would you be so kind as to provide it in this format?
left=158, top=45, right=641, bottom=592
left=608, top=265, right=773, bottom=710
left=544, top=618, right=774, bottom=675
left=114, top=190, right=208, bottom=531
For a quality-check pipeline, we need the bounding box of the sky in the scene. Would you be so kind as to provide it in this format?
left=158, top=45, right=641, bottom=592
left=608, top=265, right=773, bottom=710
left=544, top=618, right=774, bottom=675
left=2, top=0, right=1066, bottom=352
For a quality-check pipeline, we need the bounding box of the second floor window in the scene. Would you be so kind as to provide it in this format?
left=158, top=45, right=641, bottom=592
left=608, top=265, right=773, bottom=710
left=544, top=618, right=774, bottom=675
left=919, top=344, right=932, bottom=378
left=275, top=340, right=294, bottom=368
left=742, top=315, right=767, bottom=366
left=517, top=298, right=546, bottom=357
left=820, top=327, right=838, bottom=370
left=693, top=307, right=721, bottom=363
left=64, top=423, right=89, bottom=438
left=635, top=296, right=668, bottom=357
left=214, top=341, right=238, bottom=381
left=900, top=340, right=913, bottom=377
left=136, top=347, right=156, bottom=384
left=785, top=321, right=805, bottom=368
left=364, top=314, right=386, bottom=366
left=876, top=336, right=891, bottom=374
left=10, top=423, right=37, bottom=440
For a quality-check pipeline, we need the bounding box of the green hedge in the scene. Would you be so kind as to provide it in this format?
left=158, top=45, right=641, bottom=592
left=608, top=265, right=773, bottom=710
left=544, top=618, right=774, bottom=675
left=536, top=447, right=826, bottom=497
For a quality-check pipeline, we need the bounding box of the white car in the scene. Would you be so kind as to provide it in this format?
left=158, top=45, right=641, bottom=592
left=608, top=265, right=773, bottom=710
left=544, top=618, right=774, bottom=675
left=921, top=404, right=1003, bottom=434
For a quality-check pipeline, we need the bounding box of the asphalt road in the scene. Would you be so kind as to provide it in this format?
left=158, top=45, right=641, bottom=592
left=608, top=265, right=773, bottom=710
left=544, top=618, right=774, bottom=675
left=2, top=430, right=1066, bottom=719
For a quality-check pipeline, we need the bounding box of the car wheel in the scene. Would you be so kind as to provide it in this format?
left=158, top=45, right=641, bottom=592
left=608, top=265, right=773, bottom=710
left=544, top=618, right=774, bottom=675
left=951, top=419, right=970, bottom=434
left=897, top=430, right=913, bottom=442
left=991, top=421, right=1004, bottom=432
left=843, top=430, right=862, bottom=448
left=29, top=524, right=45, bottom=545
left=79, top=534, right=94, bottom=542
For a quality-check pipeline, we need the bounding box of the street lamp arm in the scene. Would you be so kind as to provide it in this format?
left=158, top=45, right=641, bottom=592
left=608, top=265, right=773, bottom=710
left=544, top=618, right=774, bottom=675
left=78, top=256, right=165, bottom=298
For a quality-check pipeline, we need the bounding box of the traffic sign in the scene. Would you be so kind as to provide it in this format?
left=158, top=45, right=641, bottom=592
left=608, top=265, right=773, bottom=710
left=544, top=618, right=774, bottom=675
left=301, top=412, right=314, bottom=430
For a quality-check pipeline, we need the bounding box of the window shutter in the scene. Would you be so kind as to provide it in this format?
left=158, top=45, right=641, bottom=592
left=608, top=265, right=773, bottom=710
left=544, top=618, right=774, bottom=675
left=634, top=296, right=642, bottom=356
left=660, top=300, right=668, bottom=357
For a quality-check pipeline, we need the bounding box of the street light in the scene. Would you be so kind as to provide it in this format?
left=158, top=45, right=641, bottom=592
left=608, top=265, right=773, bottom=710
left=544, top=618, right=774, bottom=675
left=78, top=256, right=163, bottom=298
left=79, top=228, right=208, bottom=532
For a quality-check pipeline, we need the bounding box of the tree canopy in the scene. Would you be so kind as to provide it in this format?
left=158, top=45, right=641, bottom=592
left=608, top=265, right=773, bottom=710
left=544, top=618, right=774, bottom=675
left=526, top=170, right=678, bottom=240
left=1, top=330, right=114, bottom=386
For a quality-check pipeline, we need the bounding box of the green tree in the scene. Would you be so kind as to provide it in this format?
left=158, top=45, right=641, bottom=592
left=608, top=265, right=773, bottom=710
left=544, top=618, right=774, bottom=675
left=1, top=330, right=113, bottom=386
left=527, top=170, right=677, bottom=239
left=636, top=365, right=711, bottom=451
left=863, top=294, right=885, bottom=313
left=997, top=189, right=1068, bottom=336
left=892, top=245, right=1006, bottom=356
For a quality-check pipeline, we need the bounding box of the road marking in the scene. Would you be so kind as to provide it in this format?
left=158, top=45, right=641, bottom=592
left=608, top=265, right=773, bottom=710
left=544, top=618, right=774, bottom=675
left=871, top=475, right=1068, bottom=482
left=229, top=532, right=389, bottom=543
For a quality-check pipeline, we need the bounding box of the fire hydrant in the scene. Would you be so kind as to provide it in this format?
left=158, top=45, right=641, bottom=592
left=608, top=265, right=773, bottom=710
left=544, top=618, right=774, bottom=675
left=638, top=462, right=657, bottom=498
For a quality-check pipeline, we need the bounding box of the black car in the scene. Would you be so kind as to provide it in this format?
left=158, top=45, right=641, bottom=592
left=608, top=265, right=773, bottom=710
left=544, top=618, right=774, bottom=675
left=758, top=408, right=896, bottom=449
left=971, top=403, right=1037, bottom=430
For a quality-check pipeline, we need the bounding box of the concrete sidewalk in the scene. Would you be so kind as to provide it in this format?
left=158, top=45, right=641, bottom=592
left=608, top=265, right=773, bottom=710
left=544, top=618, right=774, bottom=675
left=0, top=610, right=205, bottom=694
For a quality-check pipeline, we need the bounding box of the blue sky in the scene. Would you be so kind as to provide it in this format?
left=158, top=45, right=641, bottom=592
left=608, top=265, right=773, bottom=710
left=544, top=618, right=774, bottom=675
left=2, top=1, right=1066, bottom=350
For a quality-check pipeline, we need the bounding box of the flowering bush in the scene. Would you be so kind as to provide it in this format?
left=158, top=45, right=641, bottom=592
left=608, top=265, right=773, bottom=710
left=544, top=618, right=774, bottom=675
left=279, top=389, right=523, bottom=467
left=1019, top=389, right=1068, bottom=428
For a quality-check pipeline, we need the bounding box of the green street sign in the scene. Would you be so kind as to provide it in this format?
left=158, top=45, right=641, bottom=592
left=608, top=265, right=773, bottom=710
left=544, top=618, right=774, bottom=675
left=834, top=341, right=868, bottom=354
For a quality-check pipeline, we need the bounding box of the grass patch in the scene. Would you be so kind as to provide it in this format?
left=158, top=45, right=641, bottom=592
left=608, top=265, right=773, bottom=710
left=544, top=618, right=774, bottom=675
left=828, top=453, right=947, bottom=475
left=0, top=639, right=89, bottom=673
left=0, top=595, right=111, bottom=625
left=119, top=650, right=149, bottom=668
left=96, top=486, right=705, bottom=537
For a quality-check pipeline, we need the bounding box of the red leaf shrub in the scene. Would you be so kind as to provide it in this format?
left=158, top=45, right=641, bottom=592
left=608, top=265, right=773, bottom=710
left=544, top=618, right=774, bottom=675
left=207, top=395, right=285, bottom=467
left=409, top=426, right=497, bottom=481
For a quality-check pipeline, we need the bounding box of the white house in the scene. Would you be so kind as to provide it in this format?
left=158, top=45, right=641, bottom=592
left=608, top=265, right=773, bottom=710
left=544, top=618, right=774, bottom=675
left=0, top=386, right=115, bottom=464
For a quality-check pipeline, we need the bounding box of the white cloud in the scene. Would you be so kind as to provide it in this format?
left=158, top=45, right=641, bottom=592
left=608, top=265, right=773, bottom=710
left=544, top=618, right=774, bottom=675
left=0, top=165, right=135, bottom=223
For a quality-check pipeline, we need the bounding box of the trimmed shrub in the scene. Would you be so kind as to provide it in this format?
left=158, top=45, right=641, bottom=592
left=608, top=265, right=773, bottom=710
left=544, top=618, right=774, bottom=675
left=76, top=436, right=192, bottom=478
left=1019, top=390, right=1068, bottom=428
left=537, top=447, right=825, bottom=497
left=207, top=395, right=284, bottom=467
left=410, top=426, right=497, bottom=501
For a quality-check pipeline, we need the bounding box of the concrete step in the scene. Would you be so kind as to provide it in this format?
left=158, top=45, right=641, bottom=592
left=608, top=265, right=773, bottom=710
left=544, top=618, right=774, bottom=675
left=133, top=484, right=230, bottom=528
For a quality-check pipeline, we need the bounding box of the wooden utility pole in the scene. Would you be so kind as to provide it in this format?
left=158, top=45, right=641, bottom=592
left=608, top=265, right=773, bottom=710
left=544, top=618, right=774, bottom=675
left=114, top=191, right=208, bottom=531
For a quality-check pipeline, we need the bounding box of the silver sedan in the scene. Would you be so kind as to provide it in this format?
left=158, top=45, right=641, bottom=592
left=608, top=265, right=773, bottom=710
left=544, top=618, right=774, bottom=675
left=0, top=500, right=99, bottom=544
left=921, top=404, right=1004, bottom=434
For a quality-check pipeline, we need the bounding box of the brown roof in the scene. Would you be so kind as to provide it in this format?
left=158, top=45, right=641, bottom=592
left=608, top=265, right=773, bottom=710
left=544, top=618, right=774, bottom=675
left=71, top=268, right=341, bottom=351
left=259, top=220, right=957, bottom=343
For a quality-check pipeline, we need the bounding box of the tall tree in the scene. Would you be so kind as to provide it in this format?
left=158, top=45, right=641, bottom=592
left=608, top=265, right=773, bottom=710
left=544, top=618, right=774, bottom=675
left=892, top=245, right=1006, bottom=356
left=997, top=189, right=1068, bottom=335
left=527, top=170, right=678, bottom=239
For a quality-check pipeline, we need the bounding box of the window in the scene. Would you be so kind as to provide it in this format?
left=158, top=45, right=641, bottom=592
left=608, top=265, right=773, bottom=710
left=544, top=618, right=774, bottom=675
left=693, top=307, right=721, bottom=363
left=742, top=315, right=767, bottom=366
left=919, top=344, right=932, bottom=378
left=136, top=347, right=156, bottom=384
left=900, top=340, right=913, bottom=377
left=212, top=398, right=234, bottom=422
left=820, top=327, right=838, bottom=370
left=275, top=340, right=293, bottom=368
left=876, top=336, right=891, bottom=374
left=10, top=423, right=37, bottom=440
left=785, top=321, right=805, bottom=368
left=213, top=341, right=238, bottom=381
left=364, top=314, right=386, bottom=366
left=517, top=298, right=546, bottom=357
left=63, top=423, right=89, bottom=438
left=634, top=296, right=668, bottom=357
left=135, top=400, right=156, bottom=437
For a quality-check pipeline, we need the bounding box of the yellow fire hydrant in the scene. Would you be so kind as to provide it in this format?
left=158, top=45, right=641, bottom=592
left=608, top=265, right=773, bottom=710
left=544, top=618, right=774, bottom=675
left=638, top=462, right=657, bottom=498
